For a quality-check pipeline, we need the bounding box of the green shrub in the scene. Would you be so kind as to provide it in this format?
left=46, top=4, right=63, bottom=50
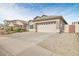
left=15, top=28, right=21, bottom=32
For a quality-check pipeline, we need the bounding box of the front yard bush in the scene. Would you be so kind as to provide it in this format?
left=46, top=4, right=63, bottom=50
left=5, top=27, right=12, bottom=34
left=15, top=28, right=21, bottom=32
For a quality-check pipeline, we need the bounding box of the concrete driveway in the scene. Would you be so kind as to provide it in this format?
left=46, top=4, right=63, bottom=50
left=0, top=32, right=79, bottom=56
left=0, top=32, right=53, bottom=56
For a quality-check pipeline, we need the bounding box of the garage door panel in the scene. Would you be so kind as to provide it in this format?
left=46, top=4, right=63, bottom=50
left=37, top=24, right=57, bottom=33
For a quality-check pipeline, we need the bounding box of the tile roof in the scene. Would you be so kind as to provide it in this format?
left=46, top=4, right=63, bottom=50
left=33, top=15, right=68, bottom=24
left=4, top=20, right=27, bottom=24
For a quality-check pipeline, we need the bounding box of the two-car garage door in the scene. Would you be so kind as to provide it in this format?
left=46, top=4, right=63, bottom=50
left=36, top=22, right=57, bottom=33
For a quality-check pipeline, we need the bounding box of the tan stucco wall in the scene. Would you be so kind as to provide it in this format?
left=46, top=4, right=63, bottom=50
left=64, top=25, right=69, bottom=33
left=64, top=24, right=79, bottom=33
left=75, top=24, right=79, bottom=33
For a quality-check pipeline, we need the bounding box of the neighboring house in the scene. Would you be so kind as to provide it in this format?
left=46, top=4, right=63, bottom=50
left=72, top=21, right=79, bottom=25
left=28, top=15, right=68, bottom=33
left=4, top=20, right=27, bottom=31
left=0, top=24, right=4, bottom=30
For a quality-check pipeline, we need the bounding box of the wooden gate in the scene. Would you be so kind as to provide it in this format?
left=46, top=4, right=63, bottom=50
left=69, top=25, right=75, bottom=33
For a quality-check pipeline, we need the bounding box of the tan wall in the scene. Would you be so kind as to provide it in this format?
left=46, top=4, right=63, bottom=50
left=64, top=24, right=79, bottom=33
left=16, top=21, right=27, bottom=30
left=64, top=25, right=69, bottom=33
left=75, top=24, right=79, bottom=33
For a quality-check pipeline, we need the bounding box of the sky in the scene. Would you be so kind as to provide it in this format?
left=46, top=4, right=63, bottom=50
left=0, top=3, right=79, bottom=24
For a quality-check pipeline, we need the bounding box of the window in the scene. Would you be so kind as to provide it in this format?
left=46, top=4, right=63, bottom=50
left=53, top=21, right=56, bottom=24
left=30, top=25, right=33, bottom=29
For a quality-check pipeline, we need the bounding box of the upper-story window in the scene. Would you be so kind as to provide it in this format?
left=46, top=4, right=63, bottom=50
left=30, top=25, right=33, bottom=29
